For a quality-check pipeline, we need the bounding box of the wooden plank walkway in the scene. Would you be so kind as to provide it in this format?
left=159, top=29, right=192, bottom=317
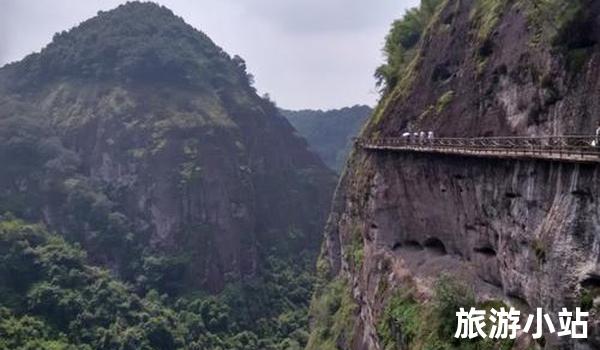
left=357, top=136, right=600, bottom=164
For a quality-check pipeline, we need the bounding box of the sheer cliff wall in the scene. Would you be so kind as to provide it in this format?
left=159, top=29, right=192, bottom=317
left=315, top=0, right=600, bottom=348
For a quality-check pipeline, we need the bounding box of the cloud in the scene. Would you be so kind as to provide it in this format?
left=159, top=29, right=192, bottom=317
left=238, top=0, right=409, bottom=34
left=0, top=0, right=420, bottom=109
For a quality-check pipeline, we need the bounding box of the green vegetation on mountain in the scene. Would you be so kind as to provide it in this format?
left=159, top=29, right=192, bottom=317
left=367, top=0, right=446, bottom=129
left=282, top=105, right=371, bottom=172
left=375, top=0, right=445, bottom=92
left=368, top=0, right=594, bottom=130
left=305, top=278, right=357, bottom=350
left=0, top=2, right=336, bottom=348
left=376, top=277, right=514, bottom=350
left=529, top=0, right=594, bottom=73
left=529, top=0, right=583, bottom=45
left=0, top=218, right=317, bottom=349
left=5, top=2, right=252, bottom=91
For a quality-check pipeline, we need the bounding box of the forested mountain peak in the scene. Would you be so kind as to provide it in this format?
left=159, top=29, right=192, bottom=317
left=0, top=3, right=336, bottom=348
left=3, top=1, right=249, bottom=90
left=0, top=0, right=335, bottom=294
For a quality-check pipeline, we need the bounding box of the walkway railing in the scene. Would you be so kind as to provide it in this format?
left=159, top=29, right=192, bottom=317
left=357, top=136, right=600, bottom=163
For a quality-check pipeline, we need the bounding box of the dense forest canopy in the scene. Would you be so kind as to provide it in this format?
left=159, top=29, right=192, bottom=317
left=2, top=2, right=254, bottom=91
left=0, top=219, right=315, bottom=349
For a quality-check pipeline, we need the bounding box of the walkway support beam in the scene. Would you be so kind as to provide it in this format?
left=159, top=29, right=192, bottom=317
left=356, top=136, right=600, bottom=164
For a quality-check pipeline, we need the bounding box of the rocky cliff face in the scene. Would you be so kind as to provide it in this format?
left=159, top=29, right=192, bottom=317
left=0, top=2, right=335, bottom=294
left=312, top=0, right=600, bottom=349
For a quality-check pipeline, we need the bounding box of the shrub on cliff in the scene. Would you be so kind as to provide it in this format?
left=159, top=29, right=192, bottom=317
left=375, top=0, right=444, bottom=91
left=305, top=279, right=358, bottom=350
left=377, top=277, right=514, bottom=350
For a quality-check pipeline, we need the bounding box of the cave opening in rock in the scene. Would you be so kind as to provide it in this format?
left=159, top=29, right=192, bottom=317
left=474, top=246, right=497, bottom=257
left=423, top=237, right=447, bottom=255
left=403, top=240, right=424, bottom=250
left=581, top=275, right=600, bottom=289
left=391, top=242, right=402, bottom=251
left=504, top=192, right=522, bottom=199
left=571, top=189, right=591, bottom=197
left=432, top=63, right=452, bottom=82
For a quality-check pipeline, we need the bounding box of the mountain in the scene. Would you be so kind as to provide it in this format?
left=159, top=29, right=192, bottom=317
left=0, top=2, right=336, bottom=348
left=309, top=0, right=600, bottom=349
left=282, top=105, right=372, bottom=172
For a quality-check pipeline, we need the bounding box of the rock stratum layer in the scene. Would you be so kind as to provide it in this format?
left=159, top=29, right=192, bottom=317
left=312, top=0, right=600, bottom=349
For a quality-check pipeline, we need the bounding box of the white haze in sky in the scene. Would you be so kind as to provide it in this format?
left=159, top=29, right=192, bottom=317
left=0, top=0, right=419, bottom=109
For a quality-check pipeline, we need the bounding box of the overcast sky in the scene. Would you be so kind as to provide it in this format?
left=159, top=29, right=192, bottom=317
left=0, top=0, right=419, bottom=110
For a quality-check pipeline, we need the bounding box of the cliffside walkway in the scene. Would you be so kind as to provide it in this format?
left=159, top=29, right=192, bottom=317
left=357, top=136, right=600, bottom=164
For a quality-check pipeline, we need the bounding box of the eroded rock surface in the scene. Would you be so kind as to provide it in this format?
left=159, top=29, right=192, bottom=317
left=316, top=0, right=600, bottom=348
